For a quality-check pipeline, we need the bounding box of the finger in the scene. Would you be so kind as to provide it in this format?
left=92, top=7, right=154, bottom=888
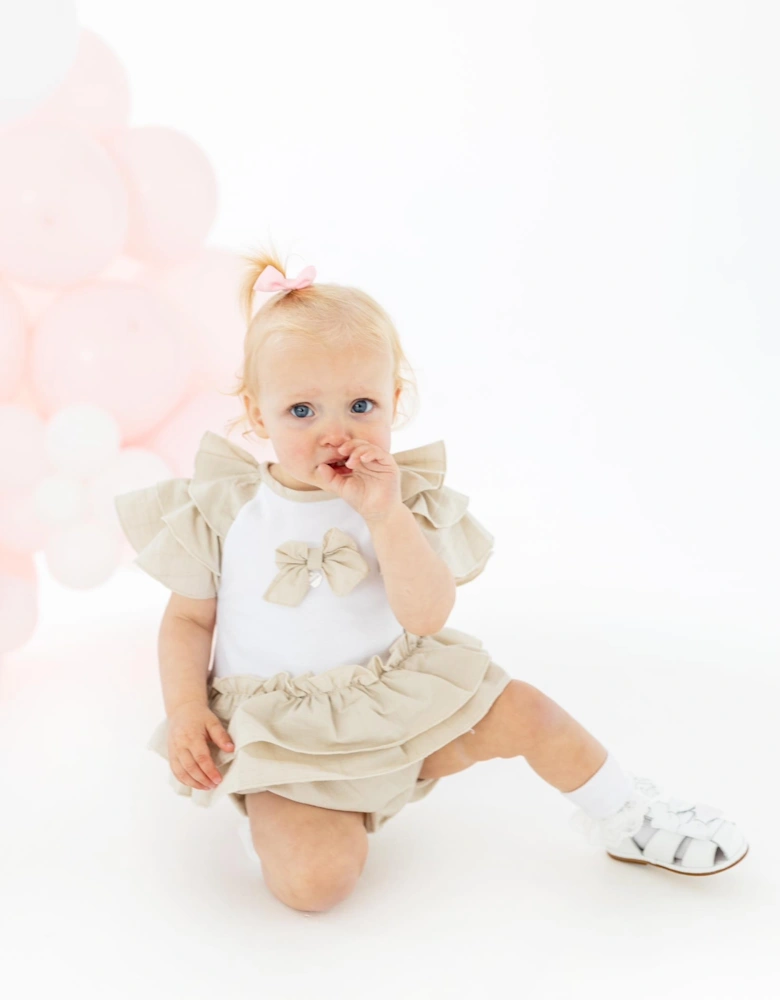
left=342, top=443, right=373, bottom=467
left=171, top=760, right=211, bottom=791
left=207, top=721, right=235, bottom=752
left=315, top=462, right=345, bottom=492
left=337, top=439, right=367, bottom=456
left=180, top=745, right=221, bottom=787
left=190, top=742, right=224, bottom=785
left=353, top=448, right=391, bottom=468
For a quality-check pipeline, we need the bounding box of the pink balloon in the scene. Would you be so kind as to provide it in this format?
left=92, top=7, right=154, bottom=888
left=105, top=126, right=217, bottom=265
left=2, top=277, right=60, bottom=327
left=0, top=486, right=53, bottom=553
left=0, top=554, right=38, bottom=654
left=0, top=545, right=37, bottom=579
left=95, top=253, right=145, bottom=284
left=0, top=124, right=129, bottom=286
left=0, top=282, right=27, bottom=401
left=142, top=387, right=269, bottom=478
left=0, top=404, right=49, bottom=487
left=31, top=281, right=194, bottom=441
left=140, top=247, right=247, bottom=388
left=25, top=29, right=130, bottom=142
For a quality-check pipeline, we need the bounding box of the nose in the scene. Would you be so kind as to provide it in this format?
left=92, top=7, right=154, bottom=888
left=320, top=428, right=352, bottom=448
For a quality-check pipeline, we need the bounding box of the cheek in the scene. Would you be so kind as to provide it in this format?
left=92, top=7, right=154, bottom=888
left=375, top=430, right=392, bottom=452
left=289, top=442, right=314, bottom=465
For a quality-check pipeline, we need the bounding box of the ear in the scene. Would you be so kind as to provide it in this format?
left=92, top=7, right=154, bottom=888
left=242, top=393, right=269, bottom=440
left=392, top=385, right=401, bottom=418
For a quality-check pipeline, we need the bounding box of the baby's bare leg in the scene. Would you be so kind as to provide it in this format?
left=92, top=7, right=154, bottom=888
left=245, top=791, right=369, bottom=912
left=418, top=680, right=608, bottom=792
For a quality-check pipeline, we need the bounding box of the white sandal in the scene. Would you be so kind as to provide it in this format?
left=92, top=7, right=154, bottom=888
left=568, top=775, right=749, bottom=876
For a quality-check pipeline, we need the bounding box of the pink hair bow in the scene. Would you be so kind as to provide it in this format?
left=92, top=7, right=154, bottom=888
left=253, top=264, right=316, bottom=293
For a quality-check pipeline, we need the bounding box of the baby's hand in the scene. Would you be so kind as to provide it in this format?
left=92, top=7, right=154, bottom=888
left=314, top=439, right=402, bottom=521
left=167, top=701, right=235, bottom=791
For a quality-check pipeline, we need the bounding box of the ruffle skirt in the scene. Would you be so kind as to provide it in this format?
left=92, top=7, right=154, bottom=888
left=146, top=626, right=513, bottom=833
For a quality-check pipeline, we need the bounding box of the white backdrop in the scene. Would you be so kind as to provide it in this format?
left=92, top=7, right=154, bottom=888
left=69, top=0, right=779, bottom=655
left=2, top=3, right=778, bottom=998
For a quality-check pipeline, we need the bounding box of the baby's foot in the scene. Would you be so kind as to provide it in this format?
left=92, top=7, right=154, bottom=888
left=569, top=775, right=749, bottom=876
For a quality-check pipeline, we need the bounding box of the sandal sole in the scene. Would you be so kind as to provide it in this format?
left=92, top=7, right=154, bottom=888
left=607, top=843, right=749, bottom=876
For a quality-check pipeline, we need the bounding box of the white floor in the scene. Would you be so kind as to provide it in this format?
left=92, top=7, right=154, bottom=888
left=0, top=561, right=777, bottom=1000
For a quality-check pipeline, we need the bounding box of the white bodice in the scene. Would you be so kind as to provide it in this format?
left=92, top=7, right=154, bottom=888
left=212, top=479, right=404, bottom=679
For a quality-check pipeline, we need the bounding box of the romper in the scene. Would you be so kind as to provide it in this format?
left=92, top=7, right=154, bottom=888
left=114, top=431, right=513, bottom=833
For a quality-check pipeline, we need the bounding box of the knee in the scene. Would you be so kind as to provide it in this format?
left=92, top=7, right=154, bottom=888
left=486, top=680, right=562, bottom=757
left=266, top=859, right=363, bottom=913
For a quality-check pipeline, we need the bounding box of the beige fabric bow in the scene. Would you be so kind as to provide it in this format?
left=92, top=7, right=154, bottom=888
left=262, top=526, right=370, bottom=606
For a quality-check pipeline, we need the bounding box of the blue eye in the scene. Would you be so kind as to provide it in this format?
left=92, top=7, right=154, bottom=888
left=288, top=399, right=376, bottom=419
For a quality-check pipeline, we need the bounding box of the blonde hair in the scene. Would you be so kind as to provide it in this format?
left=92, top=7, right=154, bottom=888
left=221, top=241, right=419, bottom=441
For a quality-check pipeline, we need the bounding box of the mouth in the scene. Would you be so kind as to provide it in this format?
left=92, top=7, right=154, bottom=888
left=326, top=460, right=351, bottom=474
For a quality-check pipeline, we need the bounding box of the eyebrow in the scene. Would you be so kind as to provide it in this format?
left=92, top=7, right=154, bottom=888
left=283, top=388, right=380, bottom=398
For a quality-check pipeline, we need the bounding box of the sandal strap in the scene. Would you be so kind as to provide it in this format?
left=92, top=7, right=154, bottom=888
left=636, top=814, right=744, bottom=870
left=641, top=828, right=697, bottom=867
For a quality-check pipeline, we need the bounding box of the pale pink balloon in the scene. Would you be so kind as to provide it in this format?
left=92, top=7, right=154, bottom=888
left=105, top=126, right=217, bottom=265
left=0, top=552, right=38, bottom=653
left=140, top=246, right=247, bottom=387
left=143, top=387, right=269, bottom=478
left=0, top=124, right=129, bottom=286
left=5, top=376, right=40, bottom=412
left=0, top=282, right=27, bottom=401
left=0, top=544, right=36, bottom=579
left=2, top=278, right=60, bottom=326
left=0, top=404, right=49, bottom=487
left=0, top=486, right=53, bottom=553
left=95, top=253, right=145, bottom=284
left=25, top=29, right=130, bottom=142
left=31, top=281, right=194, bottom=441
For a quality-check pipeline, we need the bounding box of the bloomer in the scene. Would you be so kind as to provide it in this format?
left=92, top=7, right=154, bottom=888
left=146, top=625, right=513, bottom=833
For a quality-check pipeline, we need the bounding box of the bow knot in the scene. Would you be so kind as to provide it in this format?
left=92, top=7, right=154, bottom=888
left=253, top=264, right=316, bottom=294
left=646, top=797, right=725, bottom=838
left=263, top=526, right=370, bottom=606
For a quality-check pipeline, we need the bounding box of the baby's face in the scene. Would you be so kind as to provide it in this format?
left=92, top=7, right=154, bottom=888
left=243, top=336, right=401, bottom=491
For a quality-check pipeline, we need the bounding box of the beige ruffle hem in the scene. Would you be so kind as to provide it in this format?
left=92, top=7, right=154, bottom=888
left=147, top=627, right=513, bottom=832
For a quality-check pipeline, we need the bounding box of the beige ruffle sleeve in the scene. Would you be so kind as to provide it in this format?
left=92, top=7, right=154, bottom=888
left=113, top=433, right=263, bottom=599
left=394, top=440, right=495, bottom=586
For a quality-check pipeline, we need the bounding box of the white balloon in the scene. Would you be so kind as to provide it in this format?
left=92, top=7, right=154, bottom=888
left=44, top=519, right=121, bottom=588
left=86, top=447, right=173, bottom=525
left=44, top=402, right=121, bottom=477
left=0, top=2, right=81, bottom=127
left=33, top=474, right=85, bottom=524
left=0, top=404, right=48, bottom=487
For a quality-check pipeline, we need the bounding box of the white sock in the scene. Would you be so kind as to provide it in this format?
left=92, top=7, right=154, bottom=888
left=561, top=751, right=634, bottom=819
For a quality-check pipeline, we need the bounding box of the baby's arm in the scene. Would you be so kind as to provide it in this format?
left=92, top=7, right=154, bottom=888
left=158, top=593, right=217, bottom=716
left=368, top=503, right=456, bottom=635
